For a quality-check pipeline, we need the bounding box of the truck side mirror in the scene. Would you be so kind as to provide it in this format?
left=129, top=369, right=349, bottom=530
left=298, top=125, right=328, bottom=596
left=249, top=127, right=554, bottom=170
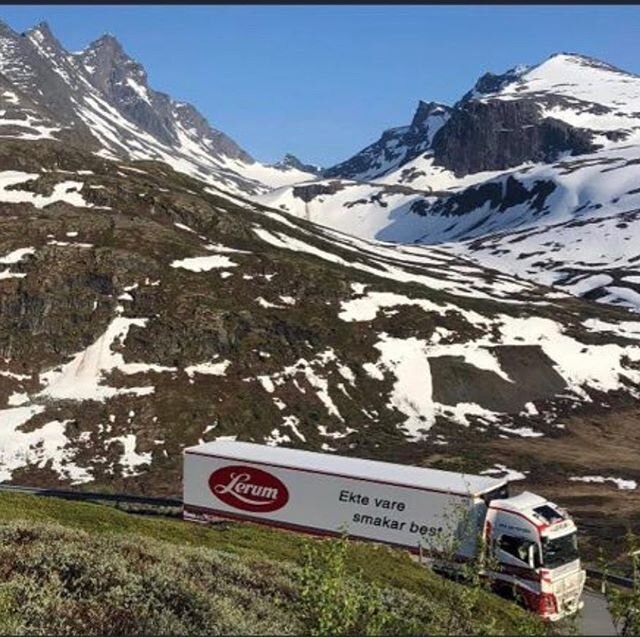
left=527, top=544, right=541, bottom=569
left=528, top=544, right=535, bottom=569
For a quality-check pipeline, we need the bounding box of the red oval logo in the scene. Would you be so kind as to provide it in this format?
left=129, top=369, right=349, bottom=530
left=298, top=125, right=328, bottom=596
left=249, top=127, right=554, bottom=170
left=208, top=465, right=289, bottom=513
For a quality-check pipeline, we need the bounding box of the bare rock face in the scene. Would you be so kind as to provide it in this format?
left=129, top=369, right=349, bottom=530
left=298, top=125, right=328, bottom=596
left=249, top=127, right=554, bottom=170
left=292, top=180, right=346, bottom=202
left=431, top=99, right=596, bottom=176
left=459, top=65, right=531, bottom=103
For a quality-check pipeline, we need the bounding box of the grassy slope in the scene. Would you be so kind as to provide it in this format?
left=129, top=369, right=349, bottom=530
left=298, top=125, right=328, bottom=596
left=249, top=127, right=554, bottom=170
left=0, top=493, right=534, bottom=633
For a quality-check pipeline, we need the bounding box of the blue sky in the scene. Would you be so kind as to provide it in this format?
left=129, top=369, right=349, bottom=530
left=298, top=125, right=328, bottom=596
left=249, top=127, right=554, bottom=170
left=1, top=5, right=639, bottom=166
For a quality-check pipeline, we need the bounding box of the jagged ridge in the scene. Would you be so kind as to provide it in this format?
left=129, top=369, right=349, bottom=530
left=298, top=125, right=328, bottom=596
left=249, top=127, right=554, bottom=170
left=0, top=20, right=316, bottom=195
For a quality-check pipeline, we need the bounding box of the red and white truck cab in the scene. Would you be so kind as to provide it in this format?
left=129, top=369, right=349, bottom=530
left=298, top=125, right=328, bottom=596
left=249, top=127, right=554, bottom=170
left=485, top=491, right=586, bottom=621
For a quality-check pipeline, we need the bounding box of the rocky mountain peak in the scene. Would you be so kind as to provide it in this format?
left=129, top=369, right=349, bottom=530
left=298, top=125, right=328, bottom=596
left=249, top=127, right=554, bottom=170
left=26, top=21, right=70, bottom=64
left=409, top=100, right=450, bottom=131
left=26, top=21, right=57, bottom=43
left=73, top=31, right=255, bottom=164
left=0, top=19, right=17, bottom=38
left=274, top=153, right=322, bottom=174
left=84, top=32, right=124, bottom=55
left=74, top=32, right=181, bottom=145
left=323, top=98, right=453, bottom=181
left=463, top=52, right=639, bottom=107
left=78, top=32, right=147, bottom=85
left=460, top=65, right=528, bottom=103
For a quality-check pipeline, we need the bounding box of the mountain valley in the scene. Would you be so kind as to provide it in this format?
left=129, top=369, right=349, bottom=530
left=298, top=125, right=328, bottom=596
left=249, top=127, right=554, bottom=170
left=0, top=21, right=639, bottom=560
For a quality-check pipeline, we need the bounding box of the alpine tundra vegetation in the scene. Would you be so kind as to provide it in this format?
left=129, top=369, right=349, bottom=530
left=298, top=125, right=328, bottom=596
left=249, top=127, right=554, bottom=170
left=0, top=492, right=551, bottom=636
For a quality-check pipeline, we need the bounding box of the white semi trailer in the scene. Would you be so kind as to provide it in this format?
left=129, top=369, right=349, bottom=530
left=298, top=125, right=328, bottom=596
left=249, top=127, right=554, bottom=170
left=183, top=440, right=585, bottom=621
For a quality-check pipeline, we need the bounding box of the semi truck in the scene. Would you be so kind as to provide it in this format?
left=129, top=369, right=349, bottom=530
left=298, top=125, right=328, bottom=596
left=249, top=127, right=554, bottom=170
left=183, top=440, right=585, bottom=621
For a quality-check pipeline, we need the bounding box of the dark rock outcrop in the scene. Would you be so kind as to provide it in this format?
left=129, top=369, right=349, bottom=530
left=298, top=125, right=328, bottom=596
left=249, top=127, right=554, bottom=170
left=292, top=181, right=346, bottom=202
left=431, top=100, right=597, bottom=177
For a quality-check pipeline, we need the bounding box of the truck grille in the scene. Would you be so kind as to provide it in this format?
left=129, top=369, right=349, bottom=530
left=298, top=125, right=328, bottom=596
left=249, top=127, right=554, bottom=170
left=553, top=570, right=586, bottom=614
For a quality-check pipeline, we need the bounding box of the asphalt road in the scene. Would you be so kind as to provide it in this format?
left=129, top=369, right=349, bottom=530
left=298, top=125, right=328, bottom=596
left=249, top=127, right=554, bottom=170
left=578, top=589, right=617, bottom=636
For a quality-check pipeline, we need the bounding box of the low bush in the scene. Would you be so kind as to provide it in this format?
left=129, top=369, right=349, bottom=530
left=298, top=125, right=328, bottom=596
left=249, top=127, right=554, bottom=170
left=0, top=521, right=299, bottom=635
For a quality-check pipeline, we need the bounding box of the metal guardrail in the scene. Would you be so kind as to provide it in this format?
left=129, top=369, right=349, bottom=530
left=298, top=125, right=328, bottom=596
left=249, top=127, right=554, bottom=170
left=586, top=567, right=635, bottom=590
left=0, top=484, right=636, bottom=590
left=0, top=483, right=182, bottom=508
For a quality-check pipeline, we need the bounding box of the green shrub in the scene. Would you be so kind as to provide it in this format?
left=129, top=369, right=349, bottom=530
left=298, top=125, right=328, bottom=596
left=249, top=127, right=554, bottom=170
left=295, top=532, right=553, bottom=637
left=602, top=530, right=640, bottom=637
left=297, top=533, right=416, bottom=635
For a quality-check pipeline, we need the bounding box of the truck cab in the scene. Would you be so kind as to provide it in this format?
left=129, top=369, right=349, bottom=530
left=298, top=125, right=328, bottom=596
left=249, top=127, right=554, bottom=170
left=484, top=491, right=586, bottom=621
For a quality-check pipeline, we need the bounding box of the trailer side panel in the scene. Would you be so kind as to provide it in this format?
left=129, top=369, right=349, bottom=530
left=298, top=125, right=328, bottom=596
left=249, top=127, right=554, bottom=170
left=183, top=451, right=484, bottom=555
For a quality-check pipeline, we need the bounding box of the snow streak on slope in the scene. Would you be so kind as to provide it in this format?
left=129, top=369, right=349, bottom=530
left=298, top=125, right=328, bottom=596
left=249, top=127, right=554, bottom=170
left=253, top=209, right=548, bottom=304
left=38, top=316, right=155, bottom=401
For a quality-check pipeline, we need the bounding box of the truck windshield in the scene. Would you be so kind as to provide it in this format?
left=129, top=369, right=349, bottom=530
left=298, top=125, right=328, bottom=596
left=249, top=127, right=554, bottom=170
left=542, top=532, right=579, bottom=569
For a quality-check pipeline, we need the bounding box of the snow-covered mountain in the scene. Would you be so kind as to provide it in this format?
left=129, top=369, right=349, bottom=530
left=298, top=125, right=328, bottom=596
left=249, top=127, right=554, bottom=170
left=262, top=53, right=640, bottom=310
left=0, top=21, right=314, bottom=195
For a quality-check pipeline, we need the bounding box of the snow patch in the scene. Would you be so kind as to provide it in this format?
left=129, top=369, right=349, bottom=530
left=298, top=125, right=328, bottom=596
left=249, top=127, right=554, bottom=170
left=171, top=255, right=238, bottom=271
left=185, top=361, right=231, bottom=377
left=569, top=475, right=637, bottom=490
left=106, top=434, right=151, bottom=477
left=480, top=464, right=527, bottom=481
left=0, top=247, right=35, bottom=265
left=38, top=316, right=154, bottom=401
left=0, top=406, right=91, bottom=483
left=0, top=172, right=91, bottom=208
left=366, top=335, right=434, bottom=439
